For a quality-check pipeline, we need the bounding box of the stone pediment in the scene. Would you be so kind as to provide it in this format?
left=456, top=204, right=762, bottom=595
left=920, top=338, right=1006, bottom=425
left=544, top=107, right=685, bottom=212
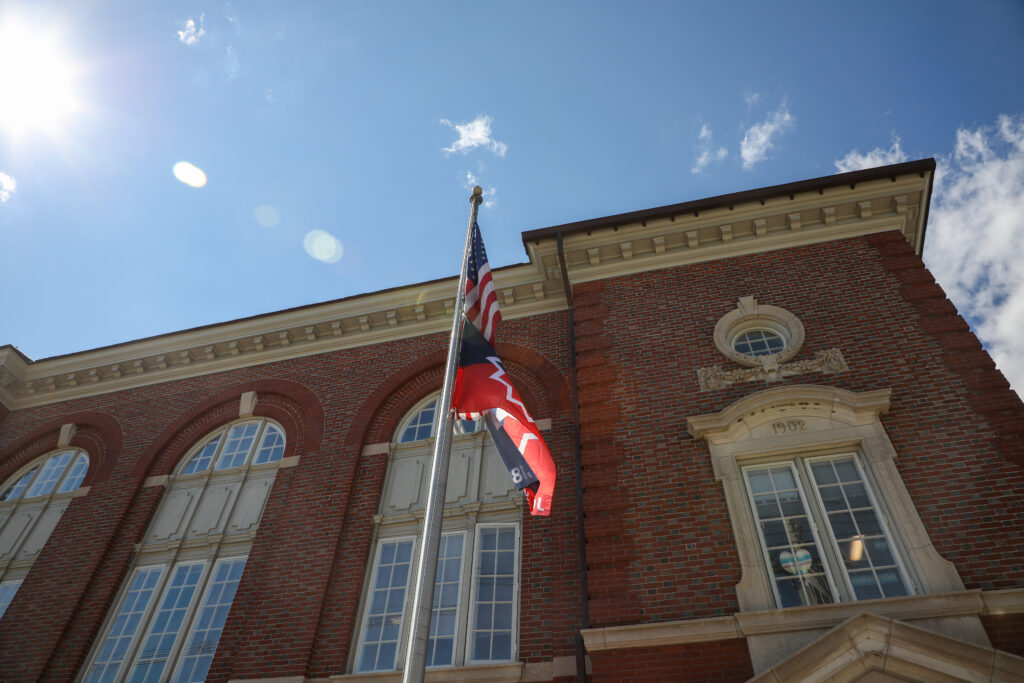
left=749, top=611, right=1024, bottom=683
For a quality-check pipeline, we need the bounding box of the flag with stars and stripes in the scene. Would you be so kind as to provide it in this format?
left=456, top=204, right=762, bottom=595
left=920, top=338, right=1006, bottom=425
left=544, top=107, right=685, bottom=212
left=463, top=221, right=501, bottom=345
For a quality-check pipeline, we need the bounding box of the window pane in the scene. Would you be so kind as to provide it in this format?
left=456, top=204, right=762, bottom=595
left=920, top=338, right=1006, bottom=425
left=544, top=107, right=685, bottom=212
left=0, top=579, right=22, bottom=620
left=734, top=329, right=786, bottom=357
left=471, top=527, right=516, bottom=662
left=428, top=534, right=464, bottom=667
left=25, top=451, right=74, bottom=497
left=252, top=425, right=285, bottom=465
left=357, top=540, right=413, bottom=672
left=57, top=452, right=90, bottom=493
left=85, top=567, right=164, bottom=683
left=182, top=438, right=220, bottom=475
left=808, top=456, right=911, bottom=603
left=129, top=563, right=205, bottom=683
left=745, top=464, right=835, bottom=608
left=1, top=468, right=37, bottom=501
left=172, top=557, right=247, bottom=683
left=215, top=423, right=259, bottom=470
left=399, top=400, right=437, bottom=443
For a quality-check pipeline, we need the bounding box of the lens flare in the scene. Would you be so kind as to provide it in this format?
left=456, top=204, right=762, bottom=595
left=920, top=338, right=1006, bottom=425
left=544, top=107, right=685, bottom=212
left=254, top=205, right=280, bottom=227
left=303, top=230, right=343, bottom=263
left=173, top=161, right=207, bottom=188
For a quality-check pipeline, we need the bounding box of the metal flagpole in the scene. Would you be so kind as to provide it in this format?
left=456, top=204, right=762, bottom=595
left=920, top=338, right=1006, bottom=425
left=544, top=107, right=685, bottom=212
left=402, top=186, right=483, bottom=683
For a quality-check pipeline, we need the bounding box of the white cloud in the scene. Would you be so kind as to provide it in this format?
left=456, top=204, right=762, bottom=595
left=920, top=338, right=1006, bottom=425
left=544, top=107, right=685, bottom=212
left=441, top=115, right=508, bottom=157
left=691, top=124, right=728, bottom=174
left=692, top=147, right=728, bottom=175
left=834, top=136, right=909, bottom=173
left=0, top=172, right=16, bottom=203
left=225, top=45, right=239, bottom=78
left=465, top=171, right=497, bottom=209
left=177, top=14, right=206, bottom=46
left=740, top=102, right=794, bottom=170
left=745, top=92, right=761, bottom=108
left=924, top=114, right=1024, bottom=394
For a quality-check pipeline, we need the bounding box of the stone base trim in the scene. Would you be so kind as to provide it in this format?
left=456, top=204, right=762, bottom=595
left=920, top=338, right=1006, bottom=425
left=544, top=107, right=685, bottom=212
left=581, top=588, right=1024, bottom=651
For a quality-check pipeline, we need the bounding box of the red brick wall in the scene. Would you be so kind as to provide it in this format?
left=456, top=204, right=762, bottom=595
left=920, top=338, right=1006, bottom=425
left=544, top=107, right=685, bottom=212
left=0, top=311, right=582, bottom=681
left=981, top=614, right=1024, bottom=657
left=589, top=640, right=754, bottom=682
left=572, top=232, right=1024, bottom=630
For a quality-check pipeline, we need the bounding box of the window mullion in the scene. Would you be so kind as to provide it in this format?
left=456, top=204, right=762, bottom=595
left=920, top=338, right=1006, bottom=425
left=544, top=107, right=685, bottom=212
left=798, top=459, right=856, bottom=602
left=95, top=565, right=170, bottom=682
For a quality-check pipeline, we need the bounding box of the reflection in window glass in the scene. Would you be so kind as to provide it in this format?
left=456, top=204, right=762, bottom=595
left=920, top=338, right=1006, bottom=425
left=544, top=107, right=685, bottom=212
left=398, top=397, right=481, bottom=444
left=128, top=563, right=205, bottom=682
left=181, top=438, right=220, bottom=475
left=58, top=453, right=90, bottom=493
left=1, top=468, right=37, bottom=501
left=215, top=423, right=260, bottom=470
left=179, top=420, right=287, bottom=474
left=428, top=534, right=464, bottom=667
left=733, top=329, right=786, bottom=357
left=0, top=579, right=22, bottom=620
left=358, top=539, right=414, bottom=672
left=471, top=526, right=516, bottom=661
left=84, top=567, right=164, bottom=683
left=808, top=457, right=910, bottom=600
left=173, top=557, right=248, bottom=683
left=252, top=425, right=286, bottom=465
left=745, top=465, right=835, bottom=608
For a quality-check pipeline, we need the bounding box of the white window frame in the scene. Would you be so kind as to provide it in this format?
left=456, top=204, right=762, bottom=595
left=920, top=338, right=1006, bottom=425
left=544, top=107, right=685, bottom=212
left=82, top=555, right=249, bottom=682
left=426, top=530, right=467, bottom=669
left=170, top=555, right=250, bottom=683
left=804, top=454, right=916, bottom=601
left=178, top=418, right=286, bottom=475
left=687, top=385, right=965, bottom=613
left=743, top=453, right=916, bottom=609
left=466, top=522, right=521, bottom=665
left=0, top=578, right=23, bottom=620
left=1, top=448, right=89, bottom=501
left=125, top=559, right=210, bottom=681
left=82, top=565, right=167, bottom=682
left=353, top=522, right=521, bottom=673
left=395, top=393, right=482, bottom=445
left=353, top=534, right=418, bottom=673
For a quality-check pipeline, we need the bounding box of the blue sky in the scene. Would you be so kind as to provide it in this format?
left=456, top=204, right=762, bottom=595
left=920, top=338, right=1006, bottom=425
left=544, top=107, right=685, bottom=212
left=1, top=1, right=1023, bottom=391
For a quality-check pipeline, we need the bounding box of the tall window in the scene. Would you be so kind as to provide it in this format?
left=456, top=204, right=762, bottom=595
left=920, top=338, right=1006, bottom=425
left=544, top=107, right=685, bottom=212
left=0, top=448, right=90, bottom=619
left=354, top=395, right=523, bottom=673
left=744, top=454, right=912, bottom=608
left=82, top=418, right=285, bottom=681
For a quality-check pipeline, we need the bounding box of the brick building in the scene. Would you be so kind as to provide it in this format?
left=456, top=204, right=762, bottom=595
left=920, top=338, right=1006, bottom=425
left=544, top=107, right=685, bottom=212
left=1, top=159, right=1023, bottom=682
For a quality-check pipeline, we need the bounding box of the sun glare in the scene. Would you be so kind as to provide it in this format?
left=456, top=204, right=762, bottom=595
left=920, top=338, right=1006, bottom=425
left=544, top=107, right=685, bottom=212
left=0, top=17, right=82, bottom=139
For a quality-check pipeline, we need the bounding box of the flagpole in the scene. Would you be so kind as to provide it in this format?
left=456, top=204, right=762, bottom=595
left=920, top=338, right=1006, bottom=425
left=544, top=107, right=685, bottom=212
left=402, top=186, right=483, bottom=683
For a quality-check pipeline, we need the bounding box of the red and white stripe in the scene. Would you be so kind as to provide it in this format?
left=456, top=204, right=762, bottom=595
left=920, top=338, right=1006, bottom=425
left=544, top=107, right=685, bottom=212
left=464, top=261, right=501, bottom=345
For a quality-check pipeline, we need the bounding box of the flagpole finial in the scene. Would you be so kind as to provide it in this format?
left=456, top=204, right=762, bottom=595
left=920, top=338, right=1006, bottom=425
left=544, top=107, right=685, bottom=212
left=471, top=186, right=483, bottom=205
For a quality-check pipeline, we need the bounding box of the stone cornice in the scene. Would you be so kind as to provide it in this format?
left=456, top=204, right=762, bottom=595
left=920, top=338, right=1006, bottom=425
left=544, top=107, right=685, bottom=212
left=1, top=166, right=932, bottom=412
left=581, top=588, right=1024, bottom=652
left=524, top=172, right=929, bottom=285
left=0, top=264, right=565, bottom=411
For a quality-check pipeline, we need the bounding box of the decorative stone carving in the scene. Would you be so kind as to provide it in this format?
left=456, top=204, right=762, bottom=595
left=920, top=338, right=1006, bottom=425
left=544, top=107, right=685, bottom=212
left=697, top=348, right=849, bottom=391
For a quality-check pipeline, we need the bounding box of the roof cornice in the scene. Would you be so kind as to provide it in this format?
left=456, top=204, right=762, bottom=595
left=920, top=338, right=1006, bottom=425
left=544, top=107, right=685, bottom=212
left=1, top=161, right=934, bottom=412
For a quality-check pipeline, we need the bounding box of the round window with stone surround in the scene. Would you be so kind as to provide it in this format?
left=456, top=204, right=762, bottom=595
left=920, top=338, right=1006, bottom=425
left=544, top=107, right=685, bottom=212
left=714, top=296, right=804, bottom=367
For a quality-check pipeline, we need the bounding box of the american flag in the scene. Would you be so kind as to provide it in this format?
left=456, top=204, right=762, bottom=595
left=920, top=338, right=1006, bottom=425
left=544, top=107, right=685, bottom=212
left=463, top=221, right=501, bottom=345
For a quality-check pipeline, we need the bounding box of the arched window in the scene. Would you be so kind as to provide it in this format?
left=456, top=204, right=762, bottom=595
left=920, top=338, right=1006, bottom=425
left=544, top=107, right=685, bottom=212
left=353, top=393, right=523, bottom=674
left=0, top=448, right=90, bottom=619
left=396, top=394, right=482, bottom=444
left=83, top=417, right=287, bottom=682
